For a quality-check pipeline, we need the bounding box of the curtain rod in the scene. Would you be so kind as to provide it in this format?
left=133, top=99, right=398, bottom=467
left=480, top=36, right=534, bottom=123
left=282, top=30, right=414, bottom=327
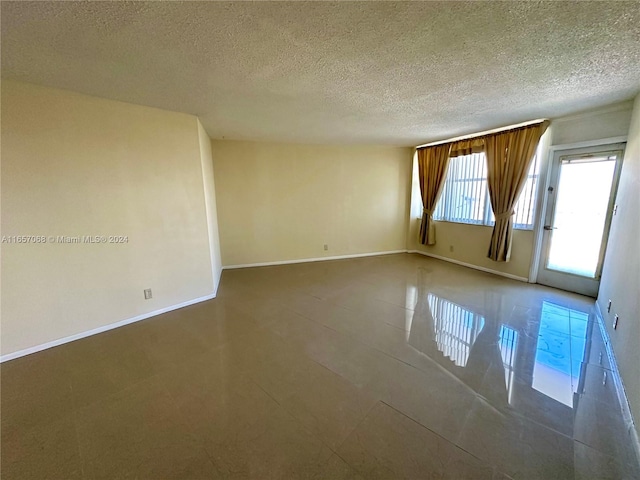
left=415, top=118, right=548, bottom=149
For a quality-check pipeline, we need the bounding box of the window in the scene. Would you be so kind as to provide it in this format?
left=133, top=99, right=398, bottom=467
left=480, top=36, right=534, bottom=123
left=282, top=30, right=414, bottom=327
left=433, top=148, right=541, bottom=230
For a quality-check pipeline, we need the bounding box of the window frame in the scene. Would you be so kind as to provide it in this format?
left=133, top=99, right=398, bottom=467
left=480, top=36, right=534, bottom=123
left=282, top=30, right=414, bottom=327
left=432, top=149, right=541, bottom=231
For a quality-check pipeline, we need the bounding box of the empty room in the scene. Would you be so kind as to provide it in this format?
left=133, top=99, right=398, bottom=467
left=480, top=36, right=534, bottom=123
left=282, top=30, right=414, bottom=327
left=2, top=1, right=640, bottom=479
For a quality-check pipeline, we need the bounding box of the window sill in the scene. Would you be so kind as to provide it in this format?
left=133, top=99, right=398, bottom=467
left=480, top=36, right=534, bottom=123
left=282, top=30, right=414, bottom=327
left=416, top=218, right=534, bottom=231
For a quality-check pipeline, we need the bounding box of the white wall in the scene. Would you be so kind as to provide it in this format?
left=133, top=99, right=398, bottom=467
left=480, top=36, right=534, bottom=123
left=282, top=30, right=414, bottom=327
left=597, top=93, right=640, bottom=429
left=1, top=81, right=221, bottom=357
left=212, top=140, right=412, bottom=266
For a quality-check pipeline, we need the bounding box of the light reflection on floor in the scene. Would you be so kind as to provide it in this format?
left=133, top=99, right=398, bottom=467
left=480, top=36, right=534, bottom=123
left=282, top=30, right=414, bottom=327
left=3, top=254, right=638, bottom=479
left=408, top=292, right=521, bottom=407
left=498, top=325, right=518, bottom=405
left=415, top=292, right=591, bottom=410
left=532, top=301, right=588, bottom=407
left=427, top=293, right=485, bottom=367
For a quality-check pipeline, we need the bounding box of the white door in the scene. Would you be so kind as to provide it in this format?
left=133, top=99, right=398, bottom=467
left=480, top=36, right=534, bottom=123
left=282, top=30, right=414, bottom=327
left=536, top=144, right=624, bottom=297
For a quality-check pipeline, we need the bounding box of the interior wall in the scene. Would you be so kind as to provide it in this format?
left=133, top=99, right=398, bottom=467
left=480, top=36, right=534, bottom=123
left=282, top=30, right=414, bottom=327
left=597, top=93, right=640, bottom=429
left=1, top=81, right=218, bottom=357
left=406, top=147, right=537, bottom=280
left=550, top=101, right=633, bottom=146
left=407, top=102, right=635, bottom=281
left=212, top=140, right=412, bottom=266
left=407, top=220, right=534, bottom=280
left=198, top=119, right=223, bottom=293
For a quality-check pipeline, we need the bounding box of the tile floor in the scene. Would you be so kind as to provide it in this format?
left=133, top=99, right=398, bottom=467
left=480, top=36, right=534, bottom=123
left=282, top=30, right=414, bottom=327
left=1, top=253, right=639, bottom=479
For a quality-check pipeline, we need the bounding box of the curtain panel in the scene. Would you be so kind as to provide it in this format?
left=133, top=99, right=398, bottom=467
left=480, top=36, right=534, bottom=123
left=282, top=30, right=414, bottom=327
left=417, top=143, right=452, bottom=245
left=484, top=121, right=550, bottom=261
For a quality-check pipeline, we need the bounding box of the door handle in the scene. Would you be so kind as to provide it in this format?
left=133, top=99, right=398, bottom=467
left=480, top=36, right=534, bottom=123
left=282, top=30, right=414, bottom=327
left=543, top=225, right=557, bottom=231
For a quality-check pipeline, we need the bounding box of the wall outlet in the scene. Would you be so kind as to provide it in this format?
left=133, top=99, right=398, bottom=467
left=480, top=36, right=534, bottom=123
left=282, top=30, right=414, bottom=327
left=144, top=288, right=152, bottom=300
left=449, top=245, right=454, bottom=252
left=613, top=314, right=619, bottom=330
left=607, top=300, right=612, bottom=313
left=323, top=244, right=328, bottom=251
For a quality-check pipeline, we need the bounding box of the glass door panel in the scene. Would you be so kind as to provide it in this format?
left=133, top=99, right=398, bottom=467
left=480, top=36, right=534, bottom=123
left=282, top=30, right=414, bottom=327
left=546, top=157, right=617, bottom=277
left=536, top=145, right=624, bottom=297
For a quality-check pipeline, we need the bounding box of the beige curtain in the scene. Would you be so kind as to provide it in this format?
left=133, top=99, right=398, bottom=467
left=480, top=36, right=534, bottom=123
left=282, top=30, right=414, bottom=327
left=417, top=143, right=451, bottom=245
left=485, top=121, right=550, bottom=261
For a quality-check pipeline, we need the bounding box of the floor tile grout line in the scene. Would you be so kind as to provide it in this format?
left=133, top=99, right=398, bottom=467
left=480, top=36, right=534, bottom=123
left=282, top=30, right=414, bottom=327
left=153, top=365, right=230, bottom=479
left=378, top=400, right=495, bottom=471
left=262, top=274, right=612, bottom=446
left=329, top=398, right=380, bottom=459
left=6, top=253, right=633, bottom=478
left=247, top=376, right=343, bottom=460
left=70, top=404, right=87, bottom=479
left=472, top=391, right=575, bottom=442
left=245, top=350, right=384, bottom=462
left=573, top=438, right=639, bottom=471
left=272, top=287, right=506, bottom=410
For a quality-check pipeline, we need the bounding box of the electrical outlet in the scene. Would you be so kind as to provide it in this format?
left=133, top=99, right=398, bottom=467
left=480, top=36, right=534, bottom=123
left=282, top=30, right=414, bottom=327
left=323, top=244, right=328, bottom=251
left=607, top=300, right=612, bottom=313
left=144, top=288, right=152, bottom=300
left=613, top=314, right=619, bottom=330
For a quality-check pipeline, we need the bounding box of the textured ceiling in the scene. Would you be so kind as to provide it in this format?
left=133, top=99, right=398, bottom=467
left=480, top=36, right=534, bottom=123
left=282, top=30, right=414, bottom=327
left=2, top=1, right=640, bottom=146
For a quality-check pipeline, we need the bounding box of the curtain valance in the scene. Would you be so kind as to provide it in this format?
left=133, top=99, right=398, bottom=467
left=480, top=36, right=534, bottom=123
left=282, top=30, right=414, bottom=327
left=449, top=137, right=485, bottom=157
left=416, top=120, right=549, bottom=259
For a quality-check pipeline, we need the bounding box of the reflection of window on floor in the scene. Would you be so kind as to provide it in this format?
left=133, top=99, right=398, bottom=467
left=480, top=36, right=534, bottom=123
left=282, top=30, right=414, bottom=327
left=499, top=325, right=519, bottom=404
left=427, top=294, right=485, bottom=367
left=532, top=301, right=589, bottom=407
left=405, top=285, right=418, bottom=339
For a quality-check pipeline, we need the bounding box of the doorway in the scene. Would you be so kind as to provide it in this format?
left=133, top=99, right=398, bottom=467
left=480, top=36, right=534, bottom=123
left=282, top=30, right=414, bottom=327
left=536, top=144, right=624, bottom=297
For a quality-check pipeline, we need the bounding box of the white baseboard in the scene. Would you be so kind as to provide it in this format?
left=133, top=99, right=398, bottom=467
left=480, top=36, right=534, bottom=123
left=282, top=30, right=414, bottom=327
left=407, top=249, right=529, bottom=282
left=224, top=249, right=530, bottom=283
left=0, top=292, right=217, bottom=363
left=593, top=302, right=640, bottom=465
left=222, top=250, right=408, bottom=270
left=213, top=265, right=223, bottom=297
left=0, top=250, right=526, bottom=362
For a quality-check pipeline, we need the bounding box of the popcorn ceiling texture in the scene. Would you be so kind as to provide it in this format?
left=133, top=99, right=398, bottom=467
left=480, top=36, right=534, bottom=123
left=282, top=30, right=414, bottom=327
left=2, top=1, right=639, bottom=146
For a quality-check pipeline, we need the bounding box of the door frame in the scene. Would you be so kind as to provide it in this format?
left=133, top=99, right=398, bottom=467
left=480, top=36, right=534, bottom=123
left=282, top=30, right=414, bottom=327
left=528, top=136, right=627, bottom=288
left=535, top=144, right=624, bottom=296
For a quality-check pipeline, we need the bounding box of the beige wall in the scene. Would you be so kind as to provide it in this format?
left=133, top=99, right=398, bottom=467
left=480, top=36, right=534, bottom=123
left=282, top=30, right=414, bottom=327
left=597, top=93, right=640, bottom=428
left=198, top=119, right=223, bottom=293
left=212, top=140, right=412, bottom=266
left=1, top=81, right=219, bottom=356
left=407, top=103, right=635, bottom=281
left=407, top=220, right=534, bottom=280
left=406, top=147, right=538, bottom=280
